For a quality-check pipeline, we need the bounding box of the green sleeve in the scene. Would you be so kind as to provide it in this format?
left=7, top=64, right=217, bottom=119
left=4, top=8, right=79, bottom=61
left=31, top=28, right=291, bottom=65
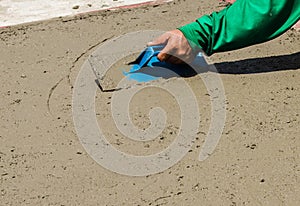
left=178, top=0, right=300, bottom=56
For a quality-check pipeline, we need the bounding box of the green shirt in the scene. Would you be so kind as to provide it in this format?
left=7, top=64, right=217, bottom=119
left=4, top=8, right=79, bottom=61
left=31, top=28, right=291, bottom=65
left=178, top=0, right=300, bottom=56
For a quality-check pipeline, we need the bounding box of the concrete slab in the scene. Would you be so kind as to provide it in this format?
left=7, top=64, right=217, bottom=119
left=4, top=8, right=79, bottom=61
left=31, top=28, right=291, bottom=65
left=0, top=0, right=172, bottom=27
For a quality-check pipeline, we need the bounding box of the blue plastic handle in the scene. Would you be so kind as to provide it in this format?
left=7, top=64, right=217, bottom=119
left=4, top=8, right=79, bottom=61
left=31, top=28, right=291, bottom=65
left=129, top=45, right=165, bottom=71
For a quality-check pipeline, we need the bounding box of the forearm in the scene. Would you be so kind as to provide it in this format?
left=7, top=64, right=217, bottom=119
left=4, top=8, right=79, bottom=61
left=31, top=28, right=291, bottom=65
left=179, top=0, right=300, bottom=56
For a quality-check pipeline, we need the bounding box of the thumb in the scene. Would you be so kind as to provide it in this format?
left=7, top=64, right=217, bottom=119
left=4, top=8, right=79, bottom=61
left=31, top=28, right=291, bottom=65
left=147, top=33, right=170, bottom=46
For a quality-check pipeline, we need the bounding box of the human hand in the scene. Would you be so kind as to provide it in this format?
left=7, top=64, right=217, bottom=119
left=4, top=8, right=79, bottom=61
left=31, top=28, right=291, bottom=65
left=147, top=29, right=198, bottom=64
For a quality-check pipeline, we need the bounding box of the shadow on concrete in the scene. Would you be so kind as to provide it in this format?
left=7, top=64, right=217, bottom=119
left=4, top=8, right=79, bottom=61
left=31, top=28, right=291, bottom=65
left=93, top=51, right=300, bottom=92
left=214, top=51, right=300, bottom=74
left=128, top=51, right=300, bottom=79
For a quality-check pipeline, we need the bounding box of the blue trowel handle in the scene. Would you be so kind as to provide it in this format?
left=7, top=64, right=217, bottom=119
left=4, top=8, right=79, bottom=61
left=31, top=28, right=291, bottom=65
left=150, top=45, right=165, bottom=52
left=129, top=44, right=165, bottom=68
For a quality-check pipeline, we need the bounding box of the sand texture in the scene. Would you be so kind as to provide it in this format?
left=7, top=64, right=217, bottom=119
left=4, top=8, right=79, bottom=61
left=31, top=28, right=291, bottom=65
left=0, top=0, right=300, bottom=205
